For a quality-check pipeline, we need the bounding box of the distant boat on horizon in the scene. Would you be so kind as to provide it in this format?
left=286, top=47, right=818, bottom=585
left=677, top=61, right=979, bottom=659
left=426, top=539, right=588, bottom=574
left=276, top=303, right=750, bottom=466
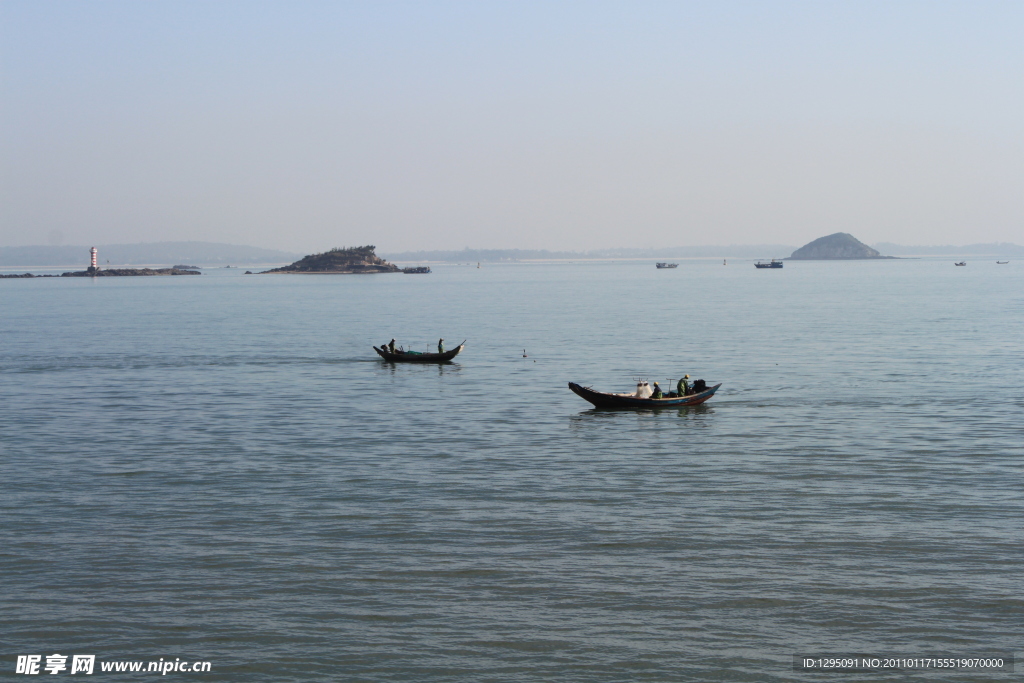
left=655, top=262, right=678, bottom=269
left=755, top=259, right=784, bottom=269
left=997, top=261, right=1009, bottom=264
left=955, top=261, right=966, bottom=266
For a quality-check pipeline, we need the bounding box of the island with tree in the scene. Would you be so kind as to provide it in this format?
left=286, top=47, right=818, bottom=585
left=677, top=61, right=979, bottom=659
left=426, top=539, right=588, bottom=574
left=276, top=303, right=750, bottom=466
left=788, top=233, right=896, bottom=260
left=261, top=246, right=401, bottom=274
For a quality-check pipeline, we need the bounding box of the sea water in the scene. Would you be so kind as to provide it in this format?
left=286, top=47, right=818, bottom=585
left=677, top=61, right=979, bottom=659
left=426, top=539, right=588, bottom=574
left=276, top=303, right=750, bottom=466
left=1, top=260, right=1021, bottom=681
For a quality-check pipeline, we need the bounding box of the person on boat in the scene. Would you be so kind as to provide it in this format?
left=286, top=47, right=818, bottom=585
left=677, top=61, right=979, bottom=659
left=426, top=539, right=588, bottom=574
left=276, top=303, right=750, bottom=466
left=678, top=375, right=691, bottom=396
left=388, top=339, right=396, bottom=354
left=651, top=382, right=663, bottom=399
left=437, top=338, right=444, bottom=354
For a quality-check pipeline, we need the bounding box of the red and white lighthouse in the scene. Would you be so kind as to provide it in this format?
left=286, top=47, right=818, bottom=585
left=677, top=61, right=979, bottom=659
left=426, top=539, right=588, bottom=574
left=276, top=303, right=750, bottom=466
left=90, top=247, right=97, bottom=270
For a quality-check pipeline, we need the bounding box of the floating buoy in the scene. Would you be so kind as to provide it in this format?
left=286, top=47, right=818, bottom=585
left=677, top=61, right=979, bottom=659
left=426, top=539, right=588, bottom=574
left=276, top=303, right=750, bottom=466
left=523, top=349, right=528, bottom=358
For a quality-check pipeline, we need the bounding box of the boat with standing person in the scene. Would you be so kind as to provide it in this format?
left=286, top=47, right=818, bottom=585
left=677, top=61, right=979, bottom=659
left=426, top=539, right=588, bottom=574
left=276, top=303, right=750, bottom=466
left=374, top=341, right=465, bottom=363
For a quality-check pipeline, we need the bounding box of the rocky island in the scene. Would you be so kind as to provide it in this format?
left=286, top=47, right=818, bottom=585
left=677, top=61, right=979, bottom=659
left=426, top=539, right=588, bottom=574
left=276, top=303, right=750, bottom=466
left=788, top=233, right=895, bottom=260
left=3, top=267, right=201, bottom=278
left=62, top=267, right=202, bottom=276
left=261, top=246, right=400, bottom=274
left=2, top=248, right=207, bottom=278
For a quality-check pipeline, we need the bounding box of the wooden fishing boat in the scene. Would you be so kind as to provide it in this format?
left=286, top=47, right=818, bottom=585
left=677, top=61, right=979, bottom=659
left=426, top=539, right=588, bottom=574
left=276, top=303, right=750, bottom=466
left=568, top=381, right=722, bottom=408
left=373, top=342, right=465, bottom=363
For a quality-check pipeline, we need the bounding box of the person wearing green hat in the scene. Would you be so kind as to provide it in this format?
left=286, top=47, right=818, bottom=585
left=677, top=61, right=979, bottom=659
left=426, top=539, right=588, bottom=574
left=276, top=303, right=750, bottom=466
left=677, top=375, right=691, bottom=396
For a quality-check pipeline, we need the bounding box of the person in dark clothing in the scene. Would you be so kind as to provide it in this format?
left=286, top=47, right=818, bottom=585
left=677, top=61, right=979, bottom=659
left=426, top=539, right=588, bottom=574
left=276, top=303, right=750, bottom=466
left=437, top=338, right=444, bottom=354
left=677, top=375, right=691, bottom=396
left=651, top=382, right=663, bottom=399
left=388, top=339, right=396, bottom=354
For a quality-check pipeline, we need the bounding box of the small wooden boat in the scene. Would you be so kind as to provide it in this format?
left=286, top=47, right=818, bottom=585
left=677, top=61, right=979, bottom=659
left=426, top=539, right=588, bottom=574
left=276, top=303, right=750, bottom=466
left=997, top=261, right=1008, bottom=264
left=955, top=261, right=966, bottom=266
left=374, top=342, right=465, bottom=363
left=568, top=381, right=721, bottom=408
left=755, top=259, right=783, bottom=268
left=656, top=262, right=678, bottom=269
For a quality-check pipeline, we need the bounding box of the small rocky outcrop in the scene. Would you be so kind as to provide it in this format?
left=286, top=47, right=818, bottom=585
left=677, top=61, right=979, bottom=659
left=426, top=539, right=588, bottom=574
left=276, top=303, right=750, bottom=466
left=788, top=233, right=895, bottom=260
left=262, top=246, right=400, bottom=274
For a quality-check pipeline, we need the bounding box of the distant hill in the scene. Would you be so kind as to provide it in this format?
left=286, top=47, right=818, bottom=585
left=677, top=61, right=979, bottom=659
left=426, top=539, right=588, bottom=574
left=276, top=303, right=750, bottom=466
left=262, top=246, right=400, bottom=274
left=384, top=245, right=797, bottom=262
left=0, top=242, right=300, bottom=267
left=789, top=233, right=894, bottom=260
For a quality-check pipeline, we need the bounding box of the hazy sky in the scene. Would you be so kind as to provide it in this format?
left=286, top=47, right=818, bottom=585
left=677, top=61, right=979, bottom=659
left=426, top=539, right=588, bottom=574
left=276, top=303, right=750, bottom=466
left=2, top=1, right=1021, bottom=252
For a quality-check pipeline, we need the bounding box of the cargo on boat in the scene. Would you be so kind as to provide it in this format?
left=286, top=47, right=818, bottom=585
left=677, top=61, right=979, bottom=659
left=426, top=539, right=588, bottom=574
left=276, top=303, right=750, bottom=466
left=568, top=381, right=721, bottom=409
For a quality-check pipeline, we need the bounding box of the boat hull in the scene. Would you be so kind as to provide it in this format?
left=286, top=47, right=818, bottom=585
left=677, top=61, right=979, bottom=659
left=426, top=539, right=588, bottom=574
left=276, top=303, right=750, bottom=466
left=374, top=344, right=464, bottom=363
left=568, top=382, right=721, bottom=409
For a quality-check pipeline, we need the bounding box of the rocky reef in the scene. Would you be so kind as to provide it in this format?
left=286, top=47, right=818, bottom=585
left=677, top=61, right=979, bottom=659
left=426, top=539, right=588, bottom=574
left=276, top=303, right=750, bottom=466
left=1, top=273, right=58, bottom=278
left=61, top=267, right=202, bottom=276
left=789, top=233, right=895, bottom=260
left=4, top=268, right=201, bottom=278
left=262, top=246, right=400, bottom=274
